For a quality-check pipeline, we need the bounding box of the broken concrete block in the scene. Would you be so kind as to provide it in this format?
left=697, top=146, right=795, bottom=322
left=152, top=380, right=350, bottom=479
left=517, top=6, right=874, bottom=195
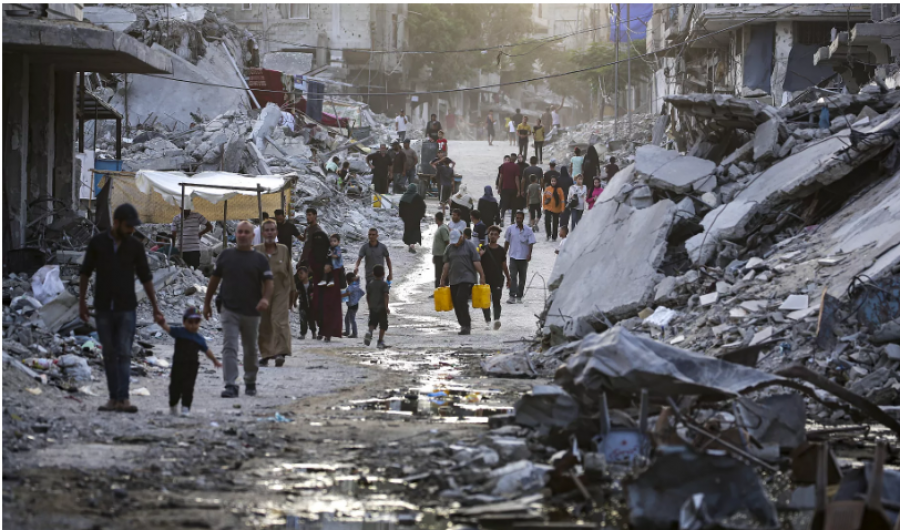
left=745, top=257, right=766, bottom=270
left=699, top=292, right=719, bottom=306
left=741, top=300, right=767, bottom=312
left=630, top=185, right=654, bottom=210
left=730, top=307, right=749, bottom=319
left=685, top=201, right=756, bottom=264
left=720, top=140, right=754, bottom=167
left=692, top=175, right=717, bottom=193
left=699, top=192, right=718, bottom=208
left=753, top=118, right=781, bottom=162
left=654, top=276, right=678, bottom=302
left=546, top=197, right=676, bottom=339
left=713, top=323, right=735, bottom=335
left=675, top=197, right=696, bottom=219
left=635, top=144, right=679, bottom=177
left=778, top=294, right=808, bottom=311
left=750, top=326, right=774, bottom=346
left=648, top=156, right=717, bottom=194
left=638, top=307, right=655, bottom=320
left=716, top=281, right=732, bottom=295
left=884, top=344, right=900, bottom=361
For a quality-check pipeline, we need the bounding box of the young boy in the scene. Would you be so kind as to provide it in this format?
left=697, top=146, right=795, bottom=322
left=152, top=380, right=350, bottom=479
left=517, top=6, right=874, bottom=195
left=342, top=272, right=365, bottom=338
left=556, top=225, right=569, bottom=255
left=527, top=174, right=543, bottom=232
left=321, top=233, right=343, bottom=287
left=159, top=307, right=221, bottom=417
left=294, top=265, right=317, bottom=339
left=364, top=265, right=390, bottom=349
left=470, top=210, right=488, bottom=246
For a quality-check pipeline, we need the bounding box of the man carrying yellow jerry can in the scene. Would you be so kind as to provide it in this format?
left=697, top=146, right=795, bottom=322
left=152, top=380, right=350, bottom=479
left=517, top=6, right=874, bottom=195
left=438, top=229, right=486, bottom=336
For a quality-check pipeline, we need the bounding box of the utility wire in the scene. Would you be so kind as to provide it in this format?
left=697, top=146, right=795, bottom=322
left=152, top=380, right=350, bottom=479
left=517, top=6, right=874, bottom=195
left=140, top=4, right=794, bottom=99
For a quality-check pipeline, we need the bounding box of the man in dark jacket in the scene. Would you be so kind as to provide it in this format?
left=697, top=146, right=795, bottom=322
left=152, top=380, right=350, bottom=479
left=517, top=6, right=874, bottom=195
left=390, top=141, right=407, bottom=193
left=367, top=144, right=392, bottom=194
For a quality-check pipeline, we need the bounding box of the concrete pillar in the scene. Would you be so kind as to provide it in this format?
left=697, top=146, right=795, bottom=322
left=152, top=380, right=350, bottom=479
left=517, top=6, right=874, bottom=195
left=771, top=21, right=793, bottom=104
left=3, top=54, right=30, bottom=247
left=28, top=63, right=55, bottom=206
left=53, top=70, right=76, bottom=210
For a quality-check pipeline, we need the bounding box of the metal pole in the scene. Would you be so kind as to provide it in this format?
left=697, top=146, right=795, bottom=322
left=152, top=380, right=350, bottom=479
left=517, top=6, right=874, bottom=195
left=256, top=184, right=263, bottom=227
left=115, top=118, right=122, bottom=159
left=79, top=72, right=85, bottom=153
left=627, top=3, right=631, bottom=136
left=223, top=200, right=228, bottom=248
left=179, top=184, right=186, bottom=255
left=614, top=3, right=620, bottom=140
left=280, top=188, right=285, bottom=212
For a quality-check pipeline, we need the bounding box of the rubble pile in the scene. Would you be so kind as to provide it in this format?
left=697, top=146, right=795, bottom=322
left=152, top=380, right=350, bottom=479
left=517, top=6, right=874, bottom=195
left=544, top=113, right=657, bottom=171
left=516, top=90, right=900, bottom=460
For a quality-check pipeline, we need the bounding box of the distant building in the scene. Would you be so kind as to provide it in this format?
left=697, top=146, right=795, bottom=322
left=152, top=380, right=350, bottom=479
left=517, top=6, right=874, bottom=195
left=646, top=4, right=874, bottom=111
left=217, top=4, right=409, bottom=113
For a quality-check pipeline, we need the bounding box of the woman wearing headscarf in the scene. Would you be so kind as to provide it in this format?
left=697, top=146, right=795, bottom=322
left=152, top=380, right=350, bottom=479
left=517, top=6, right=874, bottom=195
left=399, top=183, right=426, bottom=253
left=587, top=176, right=604, bottom=210
left=255, top=220, right=294, bottom=367
left=557, top=165, right=574, bottom=229
left=450, top=184, right=475, bottom=226
left=305, top=225, right=343, bottom=342
left=477, top=185, right=501, bottom=227
left=583, top=146, right=601, bottom=196
left=542, top=175, right=565, bottom=241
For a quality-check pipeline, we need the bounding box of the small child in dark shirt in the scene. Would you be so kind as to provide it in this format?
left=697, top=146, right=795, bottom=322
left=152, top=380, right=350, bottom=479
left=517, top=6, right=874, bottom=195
left=159, top=307, right=221, bottom=416
left=293, top=265, right=316, bottom=339
left=363, top=265, right=390, bottom=349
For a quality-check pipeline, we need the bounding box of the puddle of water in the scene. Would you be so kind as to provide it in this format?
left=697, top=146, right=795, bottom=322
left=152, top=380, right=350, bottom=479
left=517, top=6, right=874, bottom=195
left=340, top=386, right=513, bottom=423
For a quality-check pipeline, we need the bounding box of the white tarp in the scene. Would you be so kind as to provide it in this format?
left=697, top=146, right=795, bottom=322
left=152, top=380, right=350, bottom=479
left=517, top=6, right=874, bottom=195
left=134, top=170, right=295, bottom=210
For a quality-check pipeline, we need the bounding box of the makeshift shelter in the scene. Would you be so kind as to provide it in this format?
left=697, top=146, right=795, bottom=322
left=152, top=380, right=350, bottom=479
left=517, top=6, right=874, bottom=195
left=102, top=169, right=296, bottom=229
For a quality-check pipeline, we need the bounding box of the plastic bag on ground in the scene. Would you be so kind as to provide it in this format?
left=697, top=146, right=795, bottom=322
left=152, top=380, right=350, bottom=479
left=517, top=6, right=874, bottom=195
left=31, top=265, right=66, bottom=304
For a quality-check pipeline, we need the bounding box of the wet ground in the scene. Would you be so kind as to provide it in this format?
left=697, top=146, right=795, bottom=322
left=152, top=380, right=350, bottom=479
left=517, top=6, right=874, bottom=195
left=2, top=140, right=562, bottom=529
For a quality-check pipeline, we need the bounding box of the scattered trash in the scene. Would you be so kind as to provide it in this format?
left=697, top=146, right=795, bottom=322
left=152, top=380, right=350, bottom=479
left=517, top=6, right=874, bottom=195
left=131, top=388, right=151, bottom=397
left=258, top=412, right=293, bottom=423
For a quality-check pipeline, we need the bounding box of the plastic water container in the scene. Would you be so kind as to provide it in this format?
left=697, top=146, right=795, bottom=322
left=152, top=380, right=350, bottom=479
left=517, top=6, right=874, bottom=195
left=471, top=284, right=491, bottom=309
left=434, top=287, right=453, bottom=312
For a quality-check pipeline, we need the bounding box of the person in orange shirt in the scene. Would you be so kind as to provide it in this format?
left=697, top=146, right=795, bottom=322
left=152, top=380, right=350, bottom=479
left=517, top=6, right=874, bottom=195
left=542, top=175, right=565, bottom=241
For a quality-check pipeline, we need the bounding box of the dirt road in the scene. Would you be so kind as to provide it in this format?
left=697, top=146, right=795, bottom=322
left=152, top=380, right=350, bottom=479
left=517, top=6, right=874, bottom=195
left=2, top=140, right=562, bottom=529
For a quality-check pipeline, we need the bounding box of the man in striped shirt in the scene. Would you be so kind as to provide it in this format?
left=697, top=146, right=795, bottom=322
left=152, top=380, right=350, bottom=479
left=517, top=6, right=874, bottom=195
left=172, top=209, right=213, bottom=269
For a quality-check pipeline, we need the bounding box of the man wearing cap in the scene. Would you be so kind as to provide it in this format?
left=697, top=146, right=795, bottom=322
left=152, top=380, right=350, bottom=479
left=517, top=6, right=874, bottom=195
left=203, top=221, right=274, bottom=398
left=402, top=139, right=420, bottom=197
left=80, top=203, right=164, bottom=413
left=274, top=209, right=300, bottom=248
left=544, top=159, right=561, bottom=187
left=390, top=141, right=407, bottom=193
left=366, top=144, right=392, bottom=195
left=171, top=208, right=213, bottom=269
left=440, top=228, right=487, bottom=336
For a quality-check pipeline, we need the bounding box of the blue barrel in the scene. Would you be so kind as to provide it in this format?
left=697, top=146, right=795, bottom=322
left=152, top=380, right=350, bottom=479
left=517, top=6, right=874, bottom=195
left=93, top=159, right=123, bottom=196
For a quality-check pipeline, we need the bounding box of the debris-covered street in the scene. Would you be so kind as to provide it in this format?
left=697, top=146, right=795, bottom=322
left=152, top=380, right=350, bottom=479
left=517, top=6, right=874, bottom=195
left=5, top=3, right=900, bottom=530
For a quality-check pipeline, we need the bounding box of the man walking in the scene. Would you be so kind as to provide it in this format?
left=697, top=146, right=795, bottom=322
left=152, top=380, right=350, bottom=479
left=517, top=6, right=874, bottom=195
left=512, top=108, right=523, bottom=127
left=440, top=229, right=487, bottom=336
left=523, top=156, right=543, bottom=191
left=480, top=225, right=511, bottom=330
left=402, top=138, right=420, bottom=197
left=486, top=111, right=496, bottom=146
left=498, top=154, right=523, bottom=225
left=394, top=109, right=408, bottom=142
left=431, top=212, right=450, bottom=290
left=390, top=141, right=407, bottom=193
left=274, top=209, right=301, bottom=248
left=516, top=116, right=533, bottom=159
left=504, top=211, right=536, bottom=304
left=426, top=113, right=442, bottom=141
left=354, top=227, right=393, bottom=287
left=171, top=208, right=212, bottom=269
left=203, top=221, right=273, bottom=398
left=366, top=144, right=392, bottom=195
left=81, top=204, right=164, bottom=413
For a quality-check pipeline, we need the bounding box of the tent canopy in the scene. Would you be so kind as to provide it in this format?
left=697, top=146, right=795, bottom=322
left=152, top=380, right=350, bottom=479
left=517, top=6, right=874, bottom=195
left=135, top=170, right=295, bottom=210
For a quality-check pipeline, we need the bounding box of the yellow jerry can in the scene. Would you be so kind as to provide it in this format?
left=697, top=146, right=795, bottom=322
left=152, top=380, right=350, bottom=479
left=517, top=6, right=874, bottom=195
left=434, top=286, right=453, bottom=312
left=471, top=284, right=491, bottom=309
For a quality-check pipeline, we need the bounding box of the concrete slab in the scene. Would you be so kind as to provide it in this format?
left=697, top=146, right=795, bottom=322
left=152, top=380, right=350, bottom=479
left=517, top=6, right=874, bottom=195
left=110, top=41, right=247, bottom=130
left=685, top=200, right=757, bottom=264
left=778, top=294, right=808, bottom=311
left=635, top=145, right=678, bottom=177
left=547, top=197, right=675, bottom=339
left=637, top=145, right=716, bottom=194
left=753, top=118, right=780, bottom=161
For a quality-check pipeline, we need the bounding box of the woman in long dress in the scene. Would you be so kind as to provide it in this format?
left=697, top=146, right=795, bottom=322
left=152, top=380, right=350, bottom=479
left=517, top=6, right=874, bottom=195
left=256, top=219, right=294, bottom=367
left=399, top=183, right=426, bottom=253
left=306, top=228, right=343, bottom=342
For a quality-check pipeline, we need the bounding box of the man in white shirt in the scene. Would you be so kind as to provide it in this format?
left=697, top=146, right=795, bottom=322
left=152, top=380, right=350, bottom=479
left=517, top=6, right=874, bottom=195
left=252, top=212, right=269, bottom=245
left=503, top=211, right=536, bottom=304
left=394, top=109, right=409, bottom=143
left=447, top=208, right=467, bottom=233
